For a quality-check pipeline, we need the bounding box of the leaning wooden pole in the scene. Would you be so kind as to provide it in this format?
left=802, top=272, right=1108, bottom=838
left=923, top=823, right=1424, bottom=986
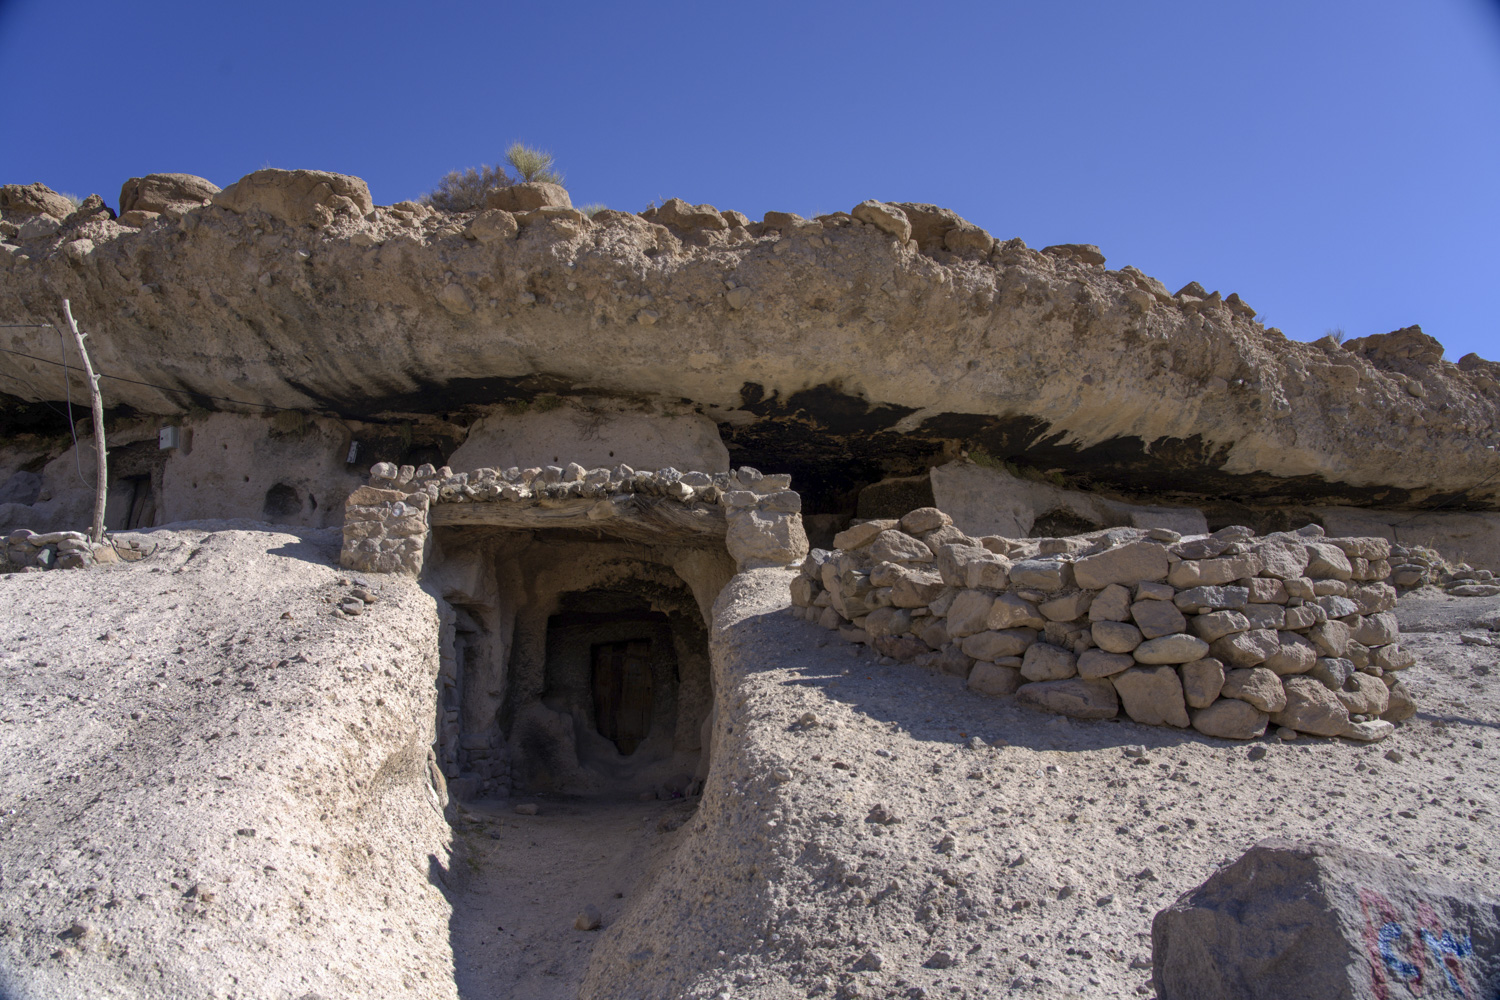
left=61, top=299, right=107, bottom=543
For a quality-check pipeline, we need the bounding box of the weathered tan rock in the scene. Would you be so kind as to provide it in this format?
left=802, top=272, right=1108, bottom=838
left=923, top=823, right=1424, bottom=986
left=725, top=509, right=808, bottom=570
left=213, top=168, right=373, bottom=227
left=1077, top=648, right=1135, bottom=679
left=465, top=209, right=519, bottom=243
left=1304, top=542, right=1354, bottom=580
left=651, top=198, right=726, bottom=231
left=987, top=592, right=1046, bottom=630
left=1112, top=666, right=1190, bottom=727
left=1263, top=631, right=1319, bottom=675
left=833, top=520, right=897, bottom=550
left=1133, top=634, right=1211, bottom=665
left=1308, top=619, right=1351, bottom=658
left=967, top=662, right=1022, bottom=697
left=1209, top=628, right=1280, bottom=669
left=1130, top=599, right=1186, bottom=639
left=1335, top=672, right=1390, bottom=716
left=1254, top=539, right=1310, bottom=580
left=1350, top=612, right=1399, bottom=646
left=484, top=181, right=572, bottom=212
left=1373, top=643, right=1416, bottom=671
left=1008, top=558, right=1072, bottom=592
left=1088, top=583, right=1133, bottom=622
left=1073, top=541, right=1170, bottom=590
left=1092, top=620, right=1144, bottom=654
left=1189, top=697, right=1269, bottom=739
left=1, top=186, right=1495, bottom=528
left=1179, top=657, right=1226, bottom=708
left=899, top=507, right=951, bottom=535
left=1039, top=590, right=1093, bottom=621
left=1189, top=610, right=1250, bottom=643
left=1219, top=667, right=1288, bottom=713
left=1152, top=837, right=1500, bottom=999
left=1014, top=678, right=1119, bottom=719
left=944, top=590, right=995, bottom=637
left=869, top=530, right=932, bottom=564
left=1381, top=680, right=1416, bottom=721
left=850, top=200, right=911, bottom=242
left=118, top=173, right=220, bottom=215
left=1270, top=676, right=1351, bottom=736
left=0, top=182, right=73, bottom=219
left=888, top=567, right=944, bottom=607
left=1043, top=243, right=1105, bottom=265
left=959, top=628, right=1036, bottom=662
left=1020, top=642, right=1077, bottom=681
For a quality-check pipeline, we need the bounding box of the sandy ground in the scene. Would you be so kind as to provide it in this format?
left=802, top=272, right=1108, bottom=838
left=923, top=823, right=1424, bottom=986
left=445, top=795, right=692, bottom=1000
left=584, top=570, right=1500, bottom=999
left=0, top=532, right=1494, bottom=1000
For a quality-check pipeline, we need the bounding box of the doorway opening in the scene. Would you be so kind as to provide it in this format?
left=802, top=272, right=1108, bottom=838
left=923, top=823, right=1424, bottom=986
left=592, top=640, right=653, bottom=755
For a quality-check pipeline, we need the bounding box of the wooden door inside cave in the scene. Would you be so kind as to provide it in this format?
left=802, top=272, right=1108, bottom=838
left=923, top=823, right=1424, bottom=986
left=592, top=640, right=654, bottom=755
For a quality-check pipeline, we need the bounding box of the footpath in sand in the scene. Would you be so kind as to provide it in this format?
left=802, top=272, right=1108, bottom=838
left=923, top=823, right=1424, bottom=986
left=446, top=795, right=690, bottom=1000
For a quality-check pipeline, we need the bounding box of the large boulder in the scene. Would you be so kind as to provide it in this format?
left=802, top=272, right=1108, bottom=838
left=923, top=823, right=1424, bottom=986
left=213, top=168, right=373, bottom=227
left=1014, top=678, right=1118, bottom=719
left=0, top=182, right=73, bottom=220
left=1113, top=665, right=1190, bottom=727
left=851, top=200, right=911, bottom=242
left=1271, top=676, right=1350, bottom=737
left=118, top=173, right=220, bottom=215
left=725, top=509, right=809, bottom=571
left=484, top=181, right=572, bottom=213
left=649, top=197, right=726, bottom=231
left=1073, top=540, right=1170, bottom=590
left=1152, top=838, right=1500, bottom=1000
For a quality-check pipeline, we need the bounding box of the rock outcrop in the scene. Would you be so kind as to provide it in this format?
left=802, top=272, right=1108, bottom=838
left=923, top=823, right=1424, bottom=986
left=1153, top=837, right=1500, bottom=1000
left=0, top=166, right=1494, bottom=520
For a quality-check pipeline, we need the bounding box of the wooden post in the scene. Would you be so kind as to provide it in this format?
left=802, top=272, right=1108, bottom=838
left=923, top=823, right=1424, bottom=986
left=60, top=299, right=107, bottom=543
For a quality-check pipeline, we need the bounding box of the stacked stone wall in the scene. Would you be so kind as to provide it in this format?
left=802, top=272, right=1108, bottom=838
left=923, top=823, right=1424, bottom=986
left=790, top=509, right=1417, bottom=742
left=3, top=528, right=148, bottom=571
left=340, top=461, right=808, bottom=575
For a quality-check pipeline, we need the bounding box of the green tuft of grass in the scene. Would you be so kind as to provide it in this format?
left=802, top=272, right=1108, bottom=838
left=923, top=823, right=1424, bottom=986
left=506, top=143, right=563, bottom=186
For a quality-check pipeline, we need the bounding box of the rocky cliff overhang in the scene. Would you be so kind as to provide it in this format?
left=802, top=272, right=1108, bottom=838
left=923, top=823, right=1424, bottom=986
left=2, top=171, right=1497, bottom=512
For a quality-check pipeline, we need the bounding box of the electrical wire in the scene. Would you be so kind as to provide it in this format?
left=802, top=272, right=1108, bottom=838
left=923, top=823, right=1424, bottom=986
left=0, top=341, right=287, bottom=410
left=54, top=324, right=90, bottom=487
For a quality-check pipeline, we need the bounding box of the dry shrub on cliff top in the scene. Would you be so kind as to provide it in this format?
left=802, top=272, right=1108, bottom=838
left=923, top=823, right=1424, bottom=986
left=421, top=163, right=512, bottom=212
left=505, top=142, right=562, bottom=185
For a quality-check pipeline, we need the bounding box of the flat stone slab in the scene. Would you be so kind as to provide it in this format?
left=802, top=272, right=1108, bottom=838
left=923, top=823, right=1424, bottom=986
left=1152, top=837, right=1500, bottom=1000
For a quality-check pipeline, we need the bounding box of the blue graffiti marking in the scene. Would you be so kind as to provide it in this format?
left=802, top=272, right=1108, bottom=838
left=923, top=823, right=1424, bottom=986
left=1420, top=928, right=1475, bottom=996
left=1380, top=922, right=1422, bottom=982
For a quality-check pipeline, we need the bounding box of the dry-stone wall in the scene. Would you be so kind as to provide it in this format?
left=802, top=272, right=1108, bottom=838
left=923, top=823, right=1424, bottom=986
left=790, top=509, right=1416, bottom=742
left=341, top=461, right=807, bottom=575
left=2, top=528, right=148, bottom=571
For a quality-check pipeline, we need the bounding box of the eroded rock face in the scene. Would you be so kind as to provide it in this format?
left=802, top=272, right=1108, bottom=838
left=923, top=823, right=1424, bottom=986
left=212, top=167, right=373, bottom=227
left=118, top=173, right=220, bottom=216
left=1, top=168, right=1496, bottom=516
left=0, top=182, right=73, bottom=220
left=1153, top=837, right=1500, bottom=1000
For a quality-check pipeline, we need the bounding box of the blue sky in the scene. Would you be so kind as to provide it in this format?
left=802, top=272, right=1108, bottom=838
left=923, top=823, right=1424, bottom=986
left=3, top=0, right=1497, bottom=361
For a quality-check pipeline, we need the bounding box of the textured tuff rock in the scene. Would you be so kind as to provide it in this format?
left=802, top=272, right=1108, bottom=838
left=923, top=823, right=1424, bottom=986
left=117, top=173, right=220, bottom=220
left=1, top=167, right=1496, bottom=514
left=1152, top=837, right=1500, bottom=1000
left=0, top=527, right=455, bottom=1000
